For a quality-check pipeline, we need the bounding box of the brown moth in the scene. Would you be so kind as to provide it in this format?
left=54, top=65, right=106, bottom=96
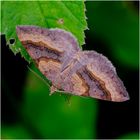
left=16, top=25, right=129, bottom=102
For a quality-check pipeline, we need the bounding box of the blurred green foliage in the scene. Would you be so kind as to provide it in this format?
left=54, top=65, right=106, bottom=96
left=22, top=67, right=97, bottom=138
left=2, top=64, right=97, bottom=139
left=119, top=132, right=139, bottom=139
left=86, top=1, right=139, bottom=68
left=2, top=125, right=32, bottom=139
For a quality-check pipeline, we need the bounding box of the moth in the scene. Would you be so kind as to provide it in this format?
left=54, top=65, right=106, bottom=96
left=16, top=25, right=129, bottom=102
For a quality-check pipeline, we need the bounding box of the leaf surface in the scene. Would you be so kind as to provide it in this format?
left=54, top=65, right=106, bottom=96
left=1, top=1, right=87, bottom=61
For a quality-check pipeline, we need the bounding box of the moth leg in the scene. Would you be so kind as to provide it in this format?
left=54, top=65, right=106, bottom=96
left=49, top=85, right=57, bottom=96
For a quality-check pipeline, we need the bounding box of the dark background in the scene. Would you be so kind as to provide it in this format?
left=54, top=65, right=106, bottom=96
left=1, top=1, right=139, bottom=139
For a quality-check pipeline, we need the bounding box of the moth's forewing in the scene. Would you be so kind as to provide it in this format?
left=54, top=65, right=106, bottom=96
left=16, top=25, right=80, bottom=89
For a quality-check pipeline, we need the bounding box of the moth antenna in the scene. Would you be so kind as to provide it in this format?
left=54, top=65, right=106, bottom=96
left=27, top=65, right=51, bottom=88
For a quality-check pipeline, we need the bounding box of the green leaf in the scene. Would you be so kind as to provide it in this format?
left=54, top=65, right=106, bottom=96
left=1, top=1, right=87, bottom=61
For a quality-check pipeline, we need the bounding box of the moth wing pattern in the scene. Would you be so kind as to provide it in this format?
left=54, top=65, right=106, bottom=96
left=61, top=51, right=129, bottom=102
left=16, top=26, right=80, bottom=88
left=16, top=25, right=129, bottom=102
